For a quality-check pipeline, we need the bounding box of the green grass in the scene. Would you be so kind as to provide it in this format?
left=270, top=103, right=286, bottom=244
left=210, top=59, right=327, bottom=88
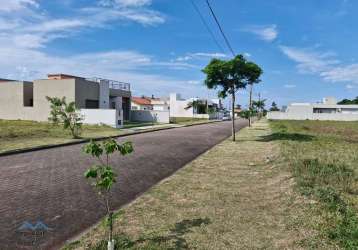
left=0, top=119, right=122, bottom=153
left=169, top=117, right=209, bottom=125
left=270, top=120, right=358, bottom=249
left=123, top=121, right=160, bottom=129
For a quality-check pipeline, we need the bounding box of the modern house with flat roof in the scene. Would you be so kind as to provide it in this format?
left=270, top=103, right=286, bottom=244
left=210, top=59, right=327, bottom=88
left=267, top=97, right=358, bottom=121
left=0, top=74, right=131, bottom=128
left=169, top=93, right=224, bottom=119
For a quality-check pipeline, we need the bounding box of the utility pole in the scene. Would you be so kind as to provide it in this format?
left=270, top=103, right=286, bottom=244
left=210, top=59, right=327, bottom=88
left=248, top=84, right=253, bottom=127
left=258, top=92, right=262, bottom=119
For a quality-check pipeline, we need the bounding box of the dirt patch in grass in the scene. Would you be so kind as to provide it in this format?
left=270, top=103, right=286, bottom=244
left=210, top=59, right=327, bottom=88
left=64, top=120, right=318, bottom=250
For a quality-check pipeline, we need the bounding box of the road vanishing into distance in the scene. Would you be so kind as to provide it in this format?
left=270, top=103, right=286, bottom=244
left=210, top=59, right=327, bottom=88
left=0, top=120, right=247, bottom=249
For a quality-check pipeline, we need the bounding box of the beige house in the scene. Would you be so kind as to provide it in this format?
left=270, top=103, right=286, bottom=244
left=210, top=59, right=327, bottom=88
left=0, top=74, right=131, bottom=128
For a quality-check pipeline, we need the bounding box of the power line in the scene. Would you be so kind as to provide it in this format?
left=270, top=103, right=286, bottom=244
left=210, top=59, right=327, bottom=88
left=205, top=0, right=236, bottom=57
left=189, top=0, right=226, bottom=54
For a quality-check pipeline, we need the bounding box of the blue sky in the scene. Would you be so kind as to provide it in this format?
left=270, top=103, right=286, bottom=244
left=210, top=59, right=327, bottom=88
left=1, top=0, right=358, bottom=108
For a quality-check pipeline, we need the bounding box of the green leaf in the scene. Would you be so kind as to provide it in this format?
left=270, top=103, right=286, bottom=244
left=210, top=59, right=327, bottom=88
left=118, top=141, right=134, bottom=155
left=83, top=140, right=103, bottom=158
left=103, top=138, right=119, bottom=155
left=84, top=167, right=98, bottom=178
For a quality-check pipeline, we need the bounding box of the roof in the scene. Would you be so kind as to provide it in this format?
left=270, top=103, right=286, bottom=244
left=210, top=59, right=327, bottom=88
left=0, top=78, right=15, bottom=82
left=47, top=74, right=84, bottom=80
left=132, top=97, right=152, bottom=105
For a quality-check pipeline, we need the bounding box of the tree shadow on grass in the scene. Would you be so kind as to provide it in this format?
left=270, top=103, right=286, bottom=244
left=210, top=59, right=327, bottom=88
left=259, top=132, right=315, bottom=142
left=92, top=217, right=211, bottom=250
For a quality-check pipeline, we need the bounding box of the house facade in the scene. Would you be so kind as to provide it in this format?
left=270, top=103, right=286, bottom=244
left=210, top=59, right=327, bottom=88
left=131, top=96, right=170, bottom=111
left=267, top=97, right=358, bottom=121
left=0, top=74, right=131, bottom=128
left=169, top=93, right=224, bottom=119
left=131, top=96, right=153, bottom=110
left=130, top=96, right=170, bottom=123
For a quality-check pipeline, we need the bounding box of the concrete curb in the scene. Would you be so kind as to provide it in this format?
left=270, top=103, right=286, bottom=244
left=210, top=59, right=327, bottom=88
left=0, top=120, right=223, bottom=157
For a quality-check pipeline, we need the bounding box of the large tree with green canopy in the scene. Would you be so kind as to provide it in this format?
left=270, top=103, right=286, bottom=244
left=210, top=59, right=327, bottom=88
left=202, top=55, right=263, bottom=141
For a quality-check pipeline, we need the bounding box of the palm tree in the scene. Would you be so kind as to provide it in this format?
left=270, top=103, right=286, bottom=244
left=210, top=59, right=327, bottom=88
left=252, top=99, right=266, bottom=118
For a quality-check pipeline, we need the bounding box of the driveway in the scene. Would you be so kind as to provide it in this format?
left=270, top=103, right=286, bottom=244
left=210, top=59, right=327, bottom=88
left=0, top=120, right=247, bottom=249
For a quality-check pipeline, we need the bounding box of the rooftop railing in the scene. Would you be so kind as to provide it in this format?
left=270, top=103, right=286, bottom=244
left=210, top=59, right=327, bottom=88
left=87, top=77, right=131, bottom=91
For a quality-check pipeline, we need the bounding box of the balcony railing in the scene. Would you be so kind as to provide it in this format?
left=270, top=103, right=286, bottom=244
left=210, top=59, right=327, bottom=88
left=87, top=77, right=131, bottom=91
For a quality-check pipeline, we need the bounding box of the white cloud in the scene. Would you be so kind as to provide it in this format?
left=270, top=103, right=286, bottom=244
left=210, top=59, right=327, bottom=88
left=283, top=84, right=296, bottom=88
left=244, top=52, right=251, bottom=58
left=280, top=45, right=358, bottom=86
left=0, top=0, right=203, bottom=97
left=321, top=64, right=358, bottom=83
left=0, top=0, right=165, bottom=50
left=187, top=80, right=201, bottom=85
left=0, top=46, right=199, bottom=96
left=0, top=0, right=38, bottom=12
left=175, top=52, right=228, bottom=62
left=280, top=46, right=340, bottom=74
left=27, top=19, right=87, bottom=33
left=242, top=24, right=278, bottom=42
left=99, top=0, right=152, bottom=7
left=346, top=84, right=357, bottom=89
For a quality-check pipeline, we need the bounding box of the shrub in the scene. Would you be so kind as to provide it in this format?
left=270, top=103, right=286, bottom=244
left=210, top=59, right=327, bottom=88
left=46, top=96, right=83, bottom=138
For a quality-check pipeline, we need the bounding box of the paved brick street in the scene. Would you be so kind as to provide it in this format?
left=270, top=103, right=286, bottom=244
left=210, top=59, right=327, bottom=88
left=0, top=120, right=247, bottom=249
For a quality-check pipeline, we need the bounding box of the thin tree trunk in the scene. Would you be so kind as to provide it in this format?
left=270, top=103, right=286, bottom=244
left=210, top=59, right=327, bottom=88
left=248, top=84, right=253, bottom=127
left=105, top=196, right=113, bottom=242
left=231, top=91, right=235, bottom=141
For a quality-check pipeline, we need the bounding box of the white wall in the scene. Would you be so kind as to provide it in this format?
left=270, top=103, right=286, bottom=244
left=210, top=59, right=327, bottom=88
left=131, top=110, right=169, bottom=123
left=169, top=93, right=194, bottom=118
left=267, top=111, right=358, bottom=121
left=80, top=109, right=120, bottom=128
left=153, top=104, right=169, bottom=111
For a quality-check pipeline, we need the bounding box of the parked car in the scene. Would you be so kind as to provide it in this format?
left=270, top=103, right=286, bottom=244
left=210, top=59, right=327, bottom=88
left=222, top=115, right=231, bottom=121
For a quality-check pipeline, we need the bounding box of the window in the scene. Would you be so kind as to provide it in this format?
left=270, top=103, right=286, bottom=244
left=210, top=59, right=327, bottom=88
left=85, top=99, right=99, bottom=109
left=23, top=83, right=33, bottom=107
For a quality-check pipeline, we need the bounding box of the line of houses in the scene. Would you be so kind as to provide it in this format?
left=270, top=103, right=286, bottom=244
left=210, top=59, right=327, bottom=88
left=267, top=97, right=358, bottom=121
left=0, top=73, right=224, bottom=128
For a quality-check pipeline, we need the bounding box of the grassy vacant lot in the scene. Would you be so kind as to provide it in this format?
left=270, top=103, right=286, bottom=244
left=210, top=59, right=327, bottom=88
left=0, top=120, right=121, bottom=153
left=270, top=120, right=358, bottom=249
left=64, top=120, right=317, bottom=250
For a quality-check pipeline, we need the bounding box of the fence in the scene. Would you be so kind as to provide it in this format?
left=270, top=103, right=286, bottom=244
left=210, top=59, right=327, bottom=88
left=80, top=109, right=120, bottom=128
left=131, top=110, right=170, bottom=123
left=267, top=111, right=358, bottom=121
